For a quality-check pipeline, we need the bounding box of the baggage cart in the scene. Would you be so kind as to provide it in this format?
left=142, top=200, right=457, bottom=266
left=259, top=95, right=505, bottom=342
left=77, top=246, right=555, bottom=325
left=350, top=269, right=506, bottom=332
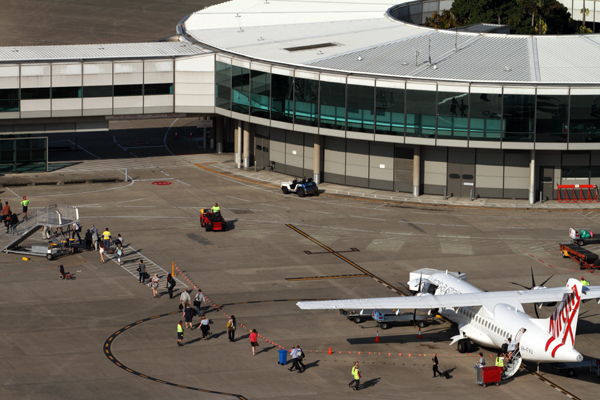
left=476, top=366, right=502, bottom=387
left=559, top=243, right=600, bottom=270
left=569, top=228, right=600, bottom=246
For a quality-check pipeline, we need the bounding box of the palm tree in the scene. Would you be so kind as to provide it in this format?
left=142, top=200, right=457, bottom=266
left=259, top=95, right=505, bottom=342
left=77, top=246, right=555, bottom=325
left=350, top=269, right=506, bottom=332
left=518, top=0, right=562, bottom=33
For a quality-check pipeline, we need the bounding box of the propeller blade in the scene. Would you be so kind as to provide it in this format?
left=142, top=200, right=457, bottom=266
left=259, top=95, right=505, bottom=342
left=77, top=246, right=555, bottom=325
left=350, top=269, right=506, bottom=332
left=540, top=274, right=554, bottom=287
left=530, top=266, right=536, bottom=289
left=509, top=282, right=531, bottom=290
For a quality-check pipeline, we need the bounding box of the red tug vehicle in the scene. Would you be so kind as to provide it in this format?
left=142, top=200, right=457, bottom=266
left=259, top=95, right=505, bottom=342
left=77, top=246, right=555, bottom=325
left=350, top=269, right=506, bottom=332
left=200, top=208, right=227, bottom=232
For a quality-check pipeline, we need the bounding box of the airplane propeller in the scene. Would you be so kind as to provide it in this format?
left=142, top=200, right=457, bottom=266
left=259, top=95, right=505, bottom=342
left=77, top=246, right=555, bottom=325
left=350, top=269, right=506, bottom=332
left=509, top=266, right=554, bottom=318
left=412, top=271, right=423, bottom=327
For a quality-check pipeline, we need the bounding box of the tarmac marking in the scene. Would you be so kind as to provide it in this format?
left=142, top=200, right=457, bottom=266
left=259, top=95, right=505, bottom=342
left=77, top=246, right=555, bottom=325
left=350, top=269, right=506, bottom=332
left=352, top=216, right=386, bottom=221
left=5, top=187, right=20, bottom=197
left=117, top=198, right=145, bottom=203
left=176, top=179, right=191, bottom=186
left=67, top=140, right=101, bottom=159
left=285, top=274, right=369, bottom=281
left=521, top=365, right=580, bottom=400
left=227, top=196, right=251, bottom=202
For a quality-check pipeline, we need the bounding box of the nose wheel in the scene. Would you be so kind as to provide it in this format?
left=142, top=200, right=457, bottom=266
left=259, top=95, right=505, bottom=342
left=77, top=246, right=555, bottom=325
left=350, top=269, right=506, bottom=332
left=457, top=339, right=471, bottom=353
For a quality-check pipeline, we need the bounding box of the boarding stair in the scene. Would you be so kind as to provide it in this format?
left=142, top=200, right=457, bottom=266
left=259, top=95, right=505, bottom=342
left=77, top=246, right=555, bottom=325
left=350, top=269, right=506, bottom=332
left=503, top=328, right=525, bottom=379
left=1, top=204, right=79, bottom=254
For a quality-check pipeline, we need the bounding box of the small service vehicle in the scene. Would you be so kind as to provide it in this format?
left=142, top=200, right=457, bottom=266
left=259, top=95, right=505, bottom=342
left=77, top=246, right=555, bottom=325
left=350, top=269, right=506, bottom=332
left=569, top=227, right=600, bottom=246
left=200, top=208, right=227, bottom=232
left=281, top=177, right=319, bottom=197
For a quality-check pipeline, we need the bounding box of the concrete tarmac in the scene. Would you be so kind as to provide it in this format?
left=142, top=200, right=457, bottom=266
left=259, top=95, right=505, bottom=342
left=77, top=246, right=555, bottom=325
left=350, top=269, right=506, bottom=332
left=1, top=131, right=600, bottom=400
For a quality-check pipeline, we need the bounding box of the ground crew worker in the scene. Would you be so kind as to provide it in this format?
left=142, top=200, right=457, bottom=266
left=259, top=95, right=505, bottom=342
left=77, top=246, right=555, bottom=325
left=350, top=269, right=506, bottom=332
left=211, top=203, right=220, bottom=213
left=177, top=320, right=184, bottom=346
left=495, top=353, right=505, bottom=375
left=348, top=361, right=361, bottom=391
left=20, top=196, right=30, bottom=219
left=580, top=276, right=590, bottom=286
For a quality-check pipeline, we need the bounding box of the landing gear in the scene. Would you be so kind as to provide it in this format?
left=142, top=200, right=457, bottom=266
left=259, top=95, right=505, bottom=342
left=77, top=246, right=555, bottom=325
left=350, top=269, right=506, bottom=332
left=457, top=339, right=471, bottom=353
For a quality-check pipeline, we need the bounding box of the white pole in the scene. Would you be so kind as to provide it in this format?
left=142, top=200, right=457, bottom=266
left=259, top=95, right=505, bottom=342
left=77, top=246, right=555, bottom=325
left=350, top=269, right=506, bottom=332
left=125, top=168, right=128, bottom=182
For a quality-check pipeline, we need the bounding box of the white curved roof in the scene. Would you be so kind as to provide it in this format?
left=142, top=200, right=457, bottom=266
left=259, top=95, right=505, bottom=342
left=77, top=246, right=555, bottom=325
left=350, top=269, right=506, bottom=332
left=184, top=0, right=600, bottom=84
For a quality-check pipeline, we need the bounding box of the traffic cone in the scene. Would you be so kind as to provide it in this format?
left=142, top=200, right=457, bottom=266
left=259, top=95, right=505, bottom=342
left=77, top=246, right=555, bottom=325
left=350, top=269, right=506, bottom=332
left=375, top=331, right=381, bottom=343
left=417, top=327, right=423, bottom=339
left=328, top=347, right=333, bottom=355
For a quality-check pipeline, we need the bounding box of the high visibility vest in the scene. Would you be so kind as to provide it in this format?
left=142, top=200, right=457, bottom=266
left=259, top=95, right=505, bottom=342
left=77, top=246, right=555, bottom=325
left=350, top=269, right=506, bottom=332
left=177, top=324, right=184, bottom=333
left=212, top=206, right=220, bottom=213
left=352, top=366, right=360, bottom=379
left=495, top=357, right=504, bottom=367
left=582, top=279, right=590, bottom=286
left=21, top=199, right=30, bottom=207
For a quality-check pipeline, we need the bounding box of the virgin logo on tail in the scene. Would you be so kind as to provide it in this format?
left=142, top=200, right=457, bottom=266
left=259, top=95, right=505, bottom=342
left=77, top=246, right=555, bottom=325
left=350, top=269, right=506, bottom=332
left=545, top=280, right=582, bottom=358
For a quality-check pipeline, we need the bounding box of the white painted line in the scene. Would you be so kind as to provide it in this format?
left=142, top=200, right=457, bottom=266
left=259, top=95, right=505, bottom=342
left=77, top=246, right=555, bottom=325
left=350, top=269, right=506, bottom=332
left=117, top=198, right=145, bottom=204
left=5, top=187, right=20, bottom=197
left=160, top=170, right=170, bottom=177
left=227, top=195, right=251, bottom=202
left=164, top=118, right=179, bottom=156
left=352, top=216, right=385, bottom=221
left=176, top=179, right=191, bottom=187
left=304, top=210, right=333, bottom=214
left=124, top=145, right=166, bottom=149
left=67, top=140, right=101, bottom=159
left=136, top=178, right=174, bottom=181
left=113, top=136, right=117, bottom=143
left=117, top=206, right=156, bottom=208
left=261, top=203, right=291, bottom=209
left=398, top=221, right=435, bottom=225
left=440, top=224, right=470, bottom=227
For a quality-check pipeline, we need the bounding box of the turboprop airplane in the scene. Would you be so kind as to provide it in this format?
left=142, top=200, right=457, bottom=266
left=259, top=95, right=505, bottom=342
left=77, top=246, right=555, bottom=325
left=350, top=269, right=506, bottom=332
left=297, top=269, right=600, bottom=378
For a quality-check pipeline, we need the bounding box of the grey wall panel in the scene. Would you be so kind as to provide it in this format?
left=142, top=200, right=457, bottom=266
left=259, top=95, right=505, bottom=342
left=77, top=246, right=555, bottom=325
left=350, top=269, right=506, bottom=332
left=286, top=165, right=303, bottom=177
left=536, top=150, right=561, bottom=192
left=325, top=171, right=346, bottom=185
left=346, top=176, right=369, bottom=188
left=369, top=142, right=394, bottom=188
left=285, top=130, right=304, bottom=169
left=503, top=188, right=528, bottom=199
left=423, top=184, right=445, bottom=195
left=593, top=151, right=600, bottom=166
left=476, top=188, right=504, bottom=199
left=303, top=133, right=314, bottom=178
left=422, top=146, right=447, bottom=187
left=476, top=149, right=503, bottom=190
left=270, top=127, right=286, bottom=173
left=504, top=151, right=529, bottom=190
left=369, top=178, right=394, bottom=191
left=448, top=148, right=475, bottom=164
left=394, top=145, right=413, bottom=192
left=395, top=182, right=413, bottom=193
left=562, top=151, right=590, bottom=166
left=346, top=140, right=369, bottom=181
left=324, top=136, right=346, bottom=184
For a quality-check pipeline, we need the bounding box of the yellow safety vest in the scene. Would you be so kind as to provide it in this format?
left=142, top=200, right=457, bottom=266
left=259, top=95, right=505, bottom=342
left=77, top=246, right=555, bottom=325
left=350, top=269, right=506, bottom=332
left=177, top=324, right=184, bottom=333
left=352, top=366, right=360, bottom=379
left=495, top=357, right=504, bottom=367
left=21, top=199, right=30, bottom=207
left=212, top=206, right=220, bottom=213
left=582, top=280, right=590, bottom=286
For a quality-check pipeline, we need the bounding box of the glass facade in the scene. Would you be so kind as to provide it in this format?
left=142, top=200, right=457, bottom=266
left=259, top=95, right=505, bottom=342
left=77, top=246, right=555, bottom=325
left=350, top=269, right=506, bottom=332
left=375, top=87, right=405, bottom=135
left=0, top=137, right=47, bottom=173
left=271, top=74, right=293, bottom=123
left=215, top=61, right=232, bottom=110
left=536, top=94, right=568, bottom=142
left=437, top=91, right=468, bottom=139
left=347, top=84, right=374, bottom=133
left=231, top=65, right=250, bottom=114
left=570, top=94, right=600, bottom=142
left=0, top=89, right=19, bottom=112
left=319, top=81, right=345, bottom=130
left=469, top=92, right=502, bottom=141
left=250, top=70, right=270, bottom=118
left=502, top=94, right=535, bottom=142
left=406, top=89, right=436, bottom=138
left=294, top=78, right=319, bottom=126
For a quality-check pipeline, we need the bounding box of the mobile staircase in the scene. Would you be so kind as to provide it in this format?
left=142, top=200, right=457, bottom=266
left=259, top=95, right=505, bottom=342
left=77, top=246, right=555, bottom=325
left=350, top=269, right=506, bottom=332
left=503, top=328, right=525, bottom=379
left=1, top=204, right=80, bottom=259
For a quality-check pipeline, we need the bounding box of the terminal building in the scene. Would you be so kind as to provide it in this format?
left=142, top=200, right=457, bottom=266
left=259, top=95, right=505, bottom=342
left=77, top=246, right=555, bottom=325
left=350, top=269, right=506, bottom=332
left=1, top=0, right=600, bottom=203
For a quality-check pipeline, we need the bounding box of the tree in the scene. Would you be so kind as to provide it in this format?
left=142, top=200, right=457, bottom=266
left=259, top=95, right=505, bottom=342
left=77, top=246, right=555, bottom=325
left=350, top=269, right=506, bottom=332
left=423, top=10, right=462, bottom=29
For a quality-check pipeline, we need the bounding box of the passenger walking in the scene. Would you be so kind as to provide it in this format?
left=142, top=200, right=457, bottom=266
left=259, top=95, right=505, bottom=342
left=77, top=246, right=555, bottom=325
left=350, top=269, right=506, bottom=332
left=98, top=241, right=106, bottom=263
left=165, top=273, right=176, bottom=298
left=9, top=212, right=18, bottom=233
left=296, top=345, right=306, bottom=372
left=85, top=229, right=93, bottom=251
left=194, top=289, right=205, bottom=316
left=2, top=201, right=11, bottom=227
left=20, top=196, right=30, bottom=219
left=180, top=290, right=191, bottom=309
left=249, top=329, right=259, bottom=355
left=116, top=244, right=123, bottom=266
left=177, top=320, right=184, bottom=346
left=288, top=346, right=300, bottom=372
left=137, top=260, right=146, bottom=283
left=475, top=352, right=485, bottom=369
left=102, top=228, right=111, bottom=250
left=91, top=228, right=99, bottom=251
left=72, top=221, right=82, bottom=243
left=198, top=315, right=210, bottom=339
left=349, top=361, right=361, bottom=391
left=227, top=315, right=236, bottom=342
left=151, top=274, right=160, bottom=298
left=433, top=354, right=443, bottom=377
left=117, top=233, right=124, bottom=246
left=184, top=304, right=193, bottom=329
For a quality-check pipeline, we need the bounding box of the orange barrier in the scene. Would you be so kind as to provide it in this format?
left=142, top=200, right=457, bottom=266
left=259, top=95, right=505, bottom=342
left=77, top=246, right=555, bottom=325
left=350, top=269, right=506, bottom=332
left=557, top=184, right=599, bottom=203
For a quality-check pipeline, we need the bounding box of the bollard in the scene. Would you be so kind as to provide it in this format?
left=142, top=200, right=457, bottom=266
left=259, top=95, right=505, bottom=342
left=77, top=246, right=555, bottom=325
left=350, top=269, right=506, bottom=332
left=124, top=167, right=128, bottom=182
left=443, top=187, right=447, bottom=200
left=254, top=160, right=257, bottom=172
left=470, top=189, right=473, bottom=202
left=539, top=191, right=543, bottom=204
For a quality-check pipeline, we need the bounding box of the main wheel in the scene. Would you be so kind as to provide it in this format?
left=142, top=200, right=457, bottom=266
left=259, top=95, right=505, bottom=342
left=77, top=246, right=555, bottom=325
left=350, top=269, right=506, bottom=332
left=46, top=254, right=53, bottom=260
left=578, top=240, right=584, bottom=246
left=380, top=322, right=389, bottom=330
left=205, top=223, right=212, bottom=232
left=298, top=188, right=306, bottom=197
left=353, top=316, right=362, bottom=324
left=282, top=187, right=290, bottom=194
left=457, top=339, right=468, bottom=353
left=416, top=320, right=425, bottom=328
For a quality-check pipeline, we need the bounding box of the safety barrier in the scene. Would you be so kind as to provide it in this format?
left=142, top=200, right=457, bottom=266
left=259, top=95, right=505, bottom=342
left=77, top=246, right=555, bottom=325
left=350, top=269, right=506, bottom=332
left=557, top=184, right=599, bottom=203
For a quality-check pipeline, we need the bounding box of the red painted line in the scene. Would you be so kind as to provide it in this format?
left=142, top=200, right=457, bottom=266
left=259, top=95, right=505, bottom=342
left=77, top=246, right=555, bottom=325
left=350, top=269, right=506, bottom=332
left=20, top=270, right=33, bottom=273
left=528, top=254, right=534, bottom=257
left=0, top=273, right=11, bottom=276
left=538, top=259, right=545, bottom=263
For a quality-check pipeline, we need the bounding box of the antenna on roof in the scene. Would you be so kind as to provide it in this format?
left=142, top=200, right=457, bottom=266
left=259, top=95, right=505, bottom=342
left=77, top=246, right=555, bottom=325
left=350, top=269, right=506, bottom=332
left=236, top=13, right=244, bottom=33
left=414, top=49, right=420, bottom=66
left=455, top=28, right=458, bottom=52
left=428, top=37, right=431, bottom=65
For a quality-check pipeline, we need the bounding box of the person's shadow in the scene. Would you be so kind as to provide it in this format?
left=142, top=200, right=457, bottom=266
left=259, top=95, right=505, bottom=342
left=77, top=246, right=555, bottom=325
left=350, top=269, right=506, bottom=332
left=257, top=345, right=277, bottom=355
left=360, top=378, right=380, bottom=389
left=300, top=360, right=320, bottom=371
left=442, top=367, right=455, bottom=379
left=210, top=330, right=227, bottom=340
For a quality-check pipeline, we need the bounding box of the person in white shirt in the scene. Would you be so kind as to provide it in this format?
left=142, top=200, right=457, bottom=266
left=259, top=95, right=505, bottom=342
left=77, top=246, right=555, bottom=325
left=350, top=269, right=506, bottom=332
left=180, top=290, right=191, bottom=309
left=289, top=346, right=300, bottom=371
left=72, top=221, right=82, bottom=243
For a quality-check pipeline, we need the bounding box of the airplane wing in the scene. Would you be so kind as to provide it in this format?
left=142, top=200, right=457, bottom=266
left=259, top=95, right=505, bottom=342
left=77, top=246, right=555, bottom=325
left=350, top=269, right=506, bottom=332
left=583, top=285, right=600, bottom=302
left=297, top=287, right=579, bottom=310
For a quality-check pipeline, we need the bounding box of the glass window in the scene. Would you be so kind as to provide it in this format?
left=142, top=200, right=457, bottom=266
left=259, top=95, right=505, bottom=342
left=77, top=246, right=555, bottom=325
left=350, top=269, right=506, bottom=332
left=144, top=83, right=173, bottom=95
left=406, top=89, right=436, bottom=138
left=502, top=94, right=535, bottom=142
left=536, top=94, right=568, bottom=142
left=250, top=70, right=270, bottom=118
left=347, top=84, right=374, bottom=133
left=15, top=138, right=47, bottom=173
left=21, top=87, right=50, bottom=100
left=375, top=87, right=405, bottom=135
left=83, top=86, right=112, bottom=98
left=569, top=94, right=600, bottom=143
left=319, top=81, right=346, bottom=130
left=215, top=61, right=231, bottom=110
left=294, top=78, right=318, bottom=127
left=469, top=92, right=502, bottom=141
left=52, top=86, right=81, bottom=99
left=231, top=65, right=250, bottom=114
left=271, top=74, right=293, bottom=123
left=437, top=91, right=468, bottom=139
left=0, top=88, right=19, bottom=112
left=114, top=84, right=143, bottom=97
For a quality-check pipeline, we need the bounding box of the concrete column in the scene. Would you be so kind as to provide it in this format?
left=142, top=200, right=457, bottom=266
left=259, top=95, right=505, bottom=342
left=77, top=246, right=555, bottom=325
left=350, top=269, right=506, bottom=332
left=235, top=120, right=242, bottom=168
left=529, top=149, right=536, bottom=205
left=243, top=121, right=251, bottom=168
left=313, top=135, right=322, bottom=183
left=413, top=145, right=421, bottom=197
left=215, top=116, right=224, bottom=154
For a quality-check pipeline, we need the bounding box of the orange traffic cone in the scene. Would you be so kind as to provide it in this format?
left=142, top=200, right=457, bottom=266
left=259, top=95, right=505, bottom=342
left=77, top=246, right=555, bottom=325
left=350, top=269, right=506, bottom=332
left=328, top=347, right=333, bottom=355
left=417, top=327, right=423, bottom=339
left=375, top=331, right=381, bottom=343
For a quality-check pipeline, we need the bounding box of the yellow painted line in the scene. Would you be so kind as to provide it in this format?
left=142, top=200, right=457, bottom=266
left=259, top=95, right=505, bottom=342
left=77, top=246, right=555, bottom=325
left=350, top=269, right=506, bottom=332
left=124, top=325, right=130, bottom=329
left=126, top=368, right=133, bottom=373
left=115, top=331, right=121, bottom=335
left=156, top=380, right=167, bottom=384
left=140, top=375, right=148, bottom=378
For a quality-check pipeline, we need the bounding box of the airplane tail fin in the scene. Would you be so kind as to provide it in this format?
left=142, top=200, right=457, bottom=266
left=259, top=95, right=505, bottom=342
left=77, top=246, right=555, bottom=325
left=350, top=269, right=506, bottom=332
left=544, top=278, right=582, bottom=353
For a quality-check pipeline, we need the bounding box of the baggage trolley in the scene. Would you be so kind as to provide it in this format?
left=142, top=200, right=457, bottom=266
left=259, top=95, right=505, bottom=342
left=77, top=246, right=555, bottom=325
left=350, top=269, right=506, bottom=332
left=476, top=366, right=502, bottom=387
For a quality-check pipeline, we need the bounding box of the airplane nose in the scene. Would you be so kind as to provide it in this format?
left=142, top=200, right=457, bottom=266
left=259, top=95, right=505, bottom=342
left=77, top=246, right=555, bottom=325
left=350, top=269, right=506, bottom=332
left=553, top=346, right=584, bottom=363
